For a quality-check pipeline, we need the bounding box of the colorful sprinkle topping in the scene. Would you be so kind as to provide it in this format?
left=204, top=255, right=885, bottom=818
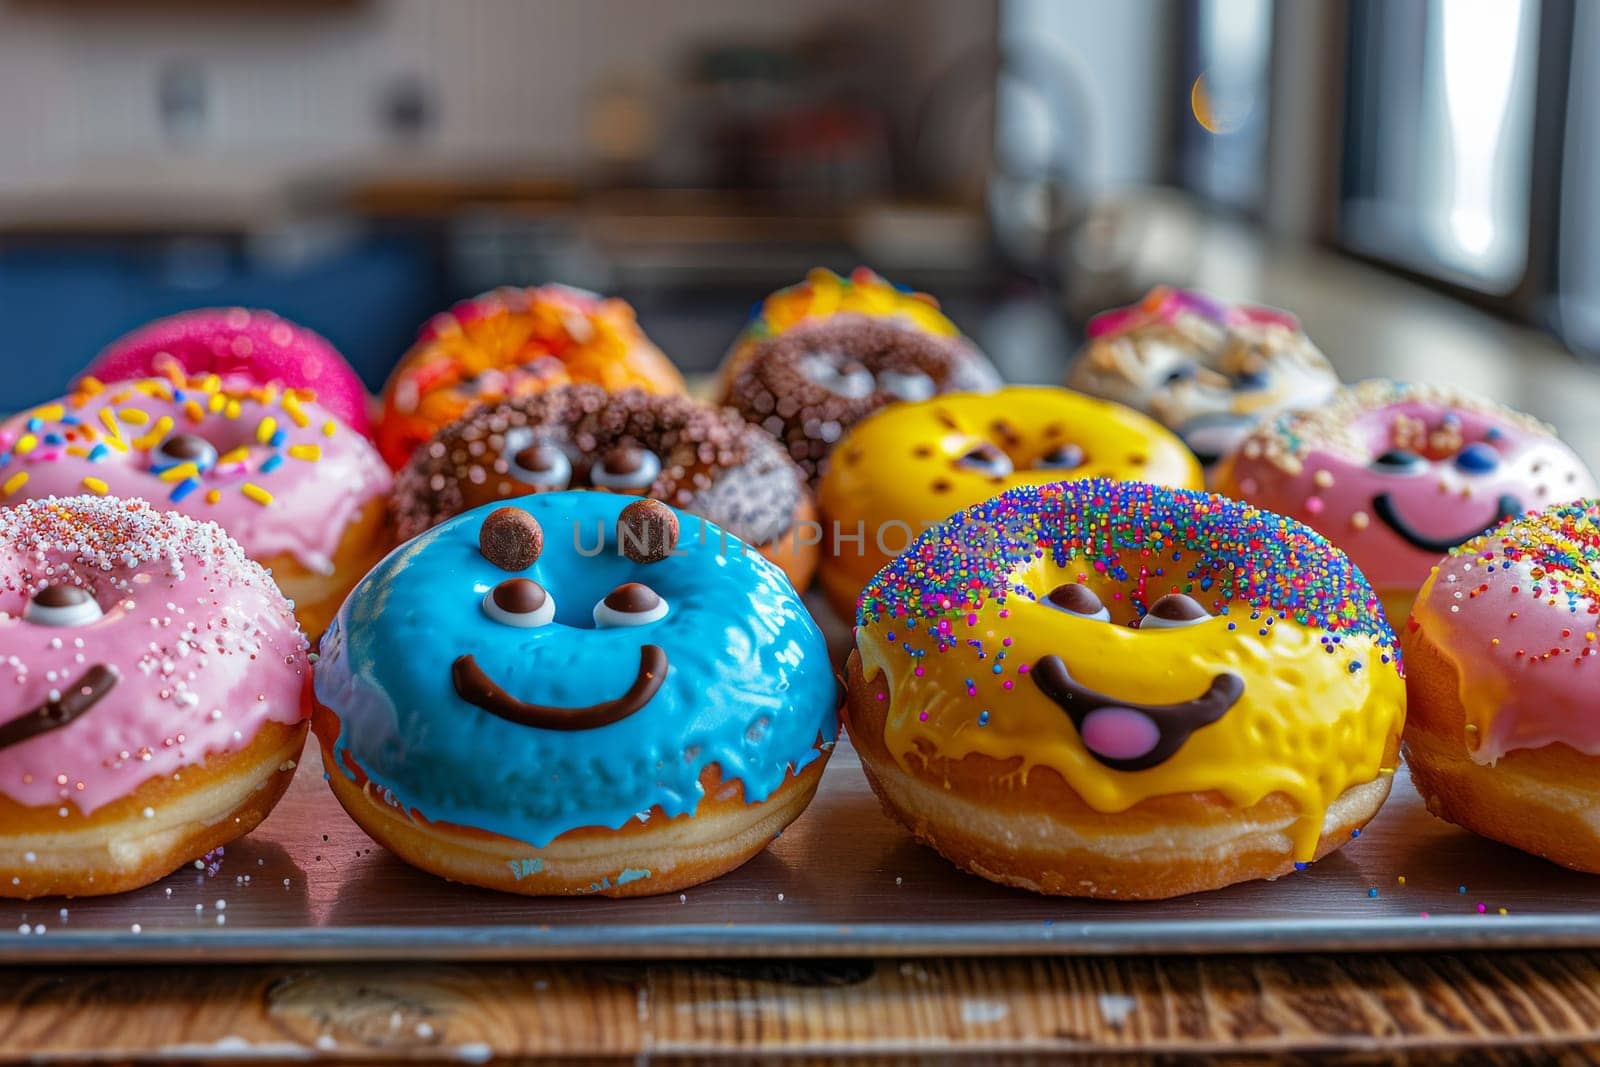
left=859, top=478, right=1398, bottom=658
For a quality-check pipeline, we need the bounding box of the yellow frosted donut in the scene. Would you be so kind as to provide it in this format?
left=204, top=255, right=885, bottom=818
left=845, top=479, right=1405, bottom=899
left=816, top=386, right=1202, bottom=617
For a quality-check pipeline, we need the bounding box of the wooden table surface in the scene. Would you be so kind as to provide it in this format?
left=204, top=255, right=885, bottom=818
left=5, top=952, right=1600, bottom=1062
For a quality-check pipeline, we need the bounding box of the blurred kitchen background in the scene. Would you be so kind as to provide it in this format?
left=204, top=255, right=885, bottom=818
left=2, top=0, right=1598, bottom=442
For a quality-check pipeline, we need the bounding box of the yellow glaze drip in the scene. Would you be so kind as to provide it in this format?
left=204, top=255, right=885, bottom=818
left=857, top=557, right=1405, bottom=860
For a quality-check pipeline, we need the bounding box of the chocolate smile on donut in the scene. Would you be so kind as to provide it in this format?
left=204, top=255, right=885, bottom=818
left=1030, top=656, right=1243, bottom=771
left=1371, top=492, right=1522, bottom=555
left=0, top=664, right=120, bottom=753
left=451, top=646, right=666, bottom=731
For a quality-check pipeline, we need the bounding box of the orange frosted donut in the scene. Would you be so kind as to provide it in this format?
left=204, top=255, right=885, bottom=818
left=816, top=386, right=1202, bottom=617
left=0, top=497, right=310, bottom=899
left=376, top=285, right=686, bottom=469
left=846, top=479, right=1404, bottom=899
left=0, top=370, right=392, bottom=637
left=1402, top=500, right=1600, bottom=872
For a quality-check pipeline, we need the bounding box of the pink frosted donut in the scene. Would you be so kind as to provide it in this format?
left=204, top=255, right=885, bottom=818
left=84, top=308, right=371, bottom=435
left=1402, top=500, right=1600, bottom=872
left=0, top=496, right=310, bottom=898
left=1216, top=379, right=1598, bottom=617
left=0, top=370, right=393, bottom=636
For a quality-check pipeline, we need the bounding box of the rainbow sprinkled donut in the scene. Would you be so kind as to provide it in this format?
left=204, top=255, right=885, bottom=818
left=716, top=268, right=1001, bottom=484
left=0, top=497, right=310, bottom=899
left=845, top=479, right=1404, bottom=899
left=313, top=492, right=839, bottom=896
left=1403, top=499, right=1600, bottom=872
left=376, top=285, right=686, bottom=469
left=0, top=369, right=392, bottom=636
left=1217, top=379, right=1599, bottom=620
left=1069, top=286, right=1339, bottom=466
left=84, top=308, right=371, bottom=436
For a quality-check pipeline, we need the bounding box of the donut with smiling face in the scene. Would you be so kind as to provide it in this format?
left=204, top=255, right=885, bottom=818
left=390, top=384, right=818, bottom=590
left=0, top=369, right=392, bottom=637
left=375, top=285, right=687, bottom=469
left=717, top=268, right=1001, bottom=485
left=1068, top=287, right=1340, bottom=467
left=815, top=386, right=1203, bottom=617
left=0, top=497, right=310, bottom=899
left=845, top=479, right=1405, bottom=899
left=312, top=492, right=839, bottom=896
left=1216, top=380, right=1599, bottom=620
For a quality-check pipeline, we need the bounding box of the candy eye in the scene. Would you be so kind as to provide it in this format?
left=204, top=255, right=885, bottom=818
left=877, top=369, right=936, bottom=401
left=483, top=578, right=555, bottom=628
left=1140, top=593, right=1209, bottom=629
left=503, top=430, right=572, bottom=489
left=1371, top=449, right=1428, bottom=475
left=956, top=442, right=1014, bottom=477
left=799, top=354, right=875, bottom=399
left=593, top=582, right=669, bottom=628
left=25, top=584, right=103, bottom=627
left=1034, top=443, right=1086, bottom=471
left=150, top=433, right=217, bottom=475
left=589, top=445, right=661, bottom=491
left=1042, top=582, right=1109, bottom=622
left=1454, top=441, right=1500, bottom=474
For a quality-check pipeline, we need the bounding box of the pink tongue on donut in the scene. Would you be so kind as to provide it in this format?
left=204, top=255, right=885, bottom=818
left=1079, top=707, right=1161, bottom=762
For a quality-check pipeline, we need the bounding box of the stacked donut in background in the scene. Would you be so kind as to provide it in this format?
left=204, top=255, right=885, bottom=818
left=3, top=271, right=1598, bottom=901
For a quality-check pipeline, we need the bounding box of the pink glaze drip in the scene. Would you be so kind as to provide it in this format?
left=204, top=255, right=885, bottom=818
left=1224, top=382, right=1598, bottom=594
left=0, top=375, right=391, bottom=575
left=84, top=308, right=371, bottom=435
left=1411, top=501, right=1600, bottom=763
left=0, top=497, right=309, bottom=814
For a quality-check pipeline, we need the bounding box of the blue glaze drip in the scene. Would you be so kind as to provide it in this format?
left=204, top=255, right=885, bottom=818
left=314, top=491, right=838, bottom=849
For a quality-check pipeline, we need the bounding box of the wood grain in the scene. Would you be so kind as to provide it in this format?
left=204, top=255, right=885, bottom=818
left=3, top=953, right=1600, bottom=1061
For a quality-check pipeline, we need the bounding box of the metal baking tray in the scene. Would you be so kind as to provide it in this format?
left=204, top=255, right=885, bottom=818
left=7, top=733, right=1600, bottom=962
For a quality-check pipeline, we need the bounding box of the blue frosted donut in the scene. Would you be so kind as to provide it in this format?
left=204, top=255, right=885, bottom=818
left=312, top=490, right=838, bottom=896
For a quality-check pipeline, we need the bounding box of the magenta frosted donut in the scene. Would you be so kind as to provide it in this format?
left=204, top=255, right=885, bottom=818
left=0, top=496, right=311, bottom=898
left=84, top=308, right=371, bottom=435
left=1216, top=379, right=1598, bottom=616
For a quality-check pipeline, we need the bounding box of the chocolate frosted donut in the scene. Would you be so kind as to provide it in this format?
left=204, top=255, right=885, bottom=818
left=391, top=384, right=818, bottom=590
left=716, top=268, right=1000, bottom=484
left=723, top=316, right=999, bottom=484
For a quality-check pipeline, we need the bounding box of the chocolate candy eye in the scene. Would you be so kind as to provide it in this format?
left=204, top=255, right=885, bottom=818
left=877, top=369, right=936, bottom=401
left=1371, top=449, right=1428, bottom=475
left=590, top=445, right=661, bottom=491
left=1042, top=582, right=1109, bottom=622
left=1034, top=443, right=1086, bottom=471
left=593, top=582, right=669, bottom=628
left=483, top=578, right=555, bottom=628
left=503, top=429, right=572, bottom=490
left=25, top=584, right=103, bottom=627
left=956, top=442, right=1014, bottom=477
left=1140, top=593, right=1210, bottom=629
left=799, top=354, right=875, bottom=399
left=1454, top=441, right=1500, bottom=474
left=151, top=433, right=218, bottom=474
